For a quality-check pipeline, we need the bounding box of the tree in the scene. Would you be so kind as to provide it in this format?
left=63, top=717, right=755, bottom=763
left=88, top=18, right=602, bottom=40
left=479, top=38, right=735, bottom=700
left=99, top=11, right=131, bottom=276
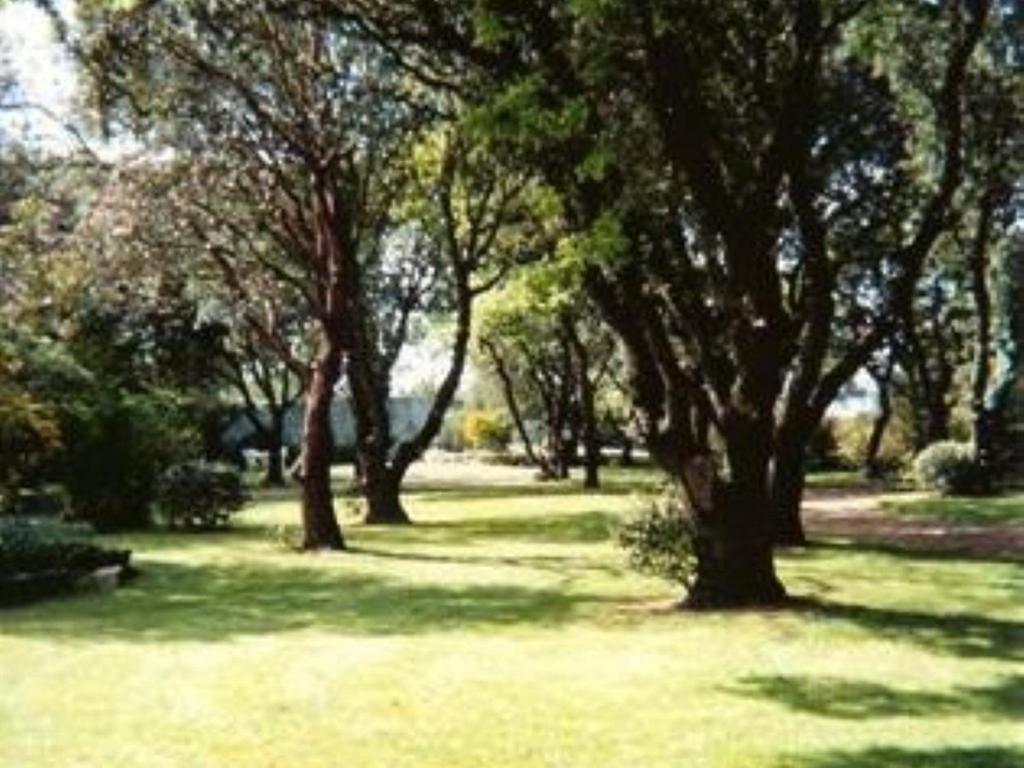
left=477, top=272, right=614, bottom=486
left=215, top=295, right=310, bottom=486
left=77, top=2, right=434, bottom=548
left=344, top=133, right=535, bottom=524
left=898, top=252, right=974, bottom=447
left=331, top=0, right=995, bottom=605
left=960, top=12, right=1022, bottom=472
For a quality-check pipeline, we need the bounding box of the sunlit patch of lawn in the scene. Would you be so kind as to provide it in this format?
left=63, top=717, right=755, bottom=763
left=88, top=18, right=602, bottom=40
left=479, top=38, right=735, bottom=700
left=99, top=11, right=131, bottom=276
left=880, top=492, right=1024, bottom=526
left=1, top=464, right=1021, bottom=768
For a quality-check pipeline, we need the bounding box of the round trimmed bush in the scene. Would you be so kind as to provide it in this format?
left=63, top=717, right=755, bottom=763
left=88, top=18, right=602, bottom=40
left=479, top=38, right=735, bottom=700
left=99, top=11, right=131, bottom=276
left=913, top=441, right=986, bottom=495
left=155, top=461, right=248, bottom=531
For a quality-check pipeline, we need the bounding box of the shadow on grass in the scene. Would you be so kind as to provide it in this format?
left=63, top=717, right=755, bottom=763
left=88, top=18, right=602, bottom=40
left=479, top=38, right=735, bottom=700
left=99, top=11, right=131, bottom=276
left=796, top=597, right=1024, bottom=662
left=790, top=538, right=1024, bottom=565
left=731, top=674, right=1023, bottom=720
left=0, top=557, right=613, bottom=642
left=777, top=746, right=1024, bottom=768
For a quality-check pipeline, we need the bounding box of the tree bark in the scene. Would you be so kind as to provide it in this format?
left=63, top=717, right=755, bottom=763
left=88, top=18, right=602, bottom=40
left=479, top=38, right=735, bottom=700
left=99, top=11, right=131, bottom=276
left=566, top=319, right=601, bottom=489
left=299, top=342, right=345, bottom=550
left=263, top=408, right=286, bottom=487
left=770, top=437, right=809, bottom=547
left=970, top=193, right=995, bottom=465
left=676, top=445, right=787, bottom=609
left=864, top=364, right=894, bottom=479
left=362, top=465, right=409, bottom=525
left=619, top=436, right=634, bottom=467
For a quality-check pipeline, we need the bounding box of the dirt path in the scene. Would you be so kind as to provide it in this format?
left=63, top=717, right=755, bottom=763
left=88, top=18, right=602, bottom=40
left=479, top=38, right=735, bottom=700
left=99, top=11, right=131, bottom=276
left=801, top=488, right=1024, bottom=560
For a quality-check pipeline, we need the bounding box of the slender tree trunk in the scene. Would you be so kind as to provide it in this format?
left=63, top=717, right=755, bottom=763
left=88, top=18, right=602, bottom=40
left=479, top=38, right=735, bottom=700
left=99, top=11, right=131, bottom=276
left=263, top=409, right=286, bottom=487
left=566, top=319, right=601, bottom=489
left=481, top=338, right=549, bottom=474
left=620, top=436, right=634, bottom=467
left=265, top=437, right=286, bottom=487
left=299, top=342, right=345, bottom=550
left=865, top=370, right=893, bottom=479
left=557, top=435, right=572, bottom=479
left=581, top=401, right=601, bottom=490
left=970, top=196, right=995, bottom=465
left=548, top=413, right=570, bottom=479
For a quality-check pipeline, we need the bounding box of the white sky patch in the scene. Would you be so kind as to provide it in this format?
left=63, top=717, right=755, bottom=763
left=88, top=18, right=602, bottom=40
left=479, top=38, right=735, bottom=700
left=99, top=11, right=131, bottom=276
left=0, top=1, right=81, bottom=149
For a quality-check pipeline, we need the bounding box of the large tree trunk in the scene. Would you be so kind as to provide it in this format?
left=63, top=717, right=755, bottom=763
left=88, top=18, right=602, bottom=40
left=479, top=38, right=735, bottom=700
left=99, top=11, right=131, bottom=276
left=770, top=439, right=809, bottom=547
left=299, top=343, right=345, bottom=550
left=362, top=463, right=410, bottom=525
left=676, top=445, right=787, bottom=609
left=769, top=408, right=812, bottom=546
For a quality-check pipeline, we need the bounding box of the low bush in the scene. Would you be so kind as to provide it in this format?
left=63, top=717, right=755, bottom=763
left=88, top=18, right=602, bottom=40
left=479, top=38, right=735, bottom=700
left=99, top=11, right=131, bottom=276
left=155, top=461, right=248, bottom=530
left=618, top=487, right=696, bottom=590
left=462, top=409, right=513, bottom=451
left=0, top=519, right=132, bottom=607
left=913, top=441, right=988, bottom=495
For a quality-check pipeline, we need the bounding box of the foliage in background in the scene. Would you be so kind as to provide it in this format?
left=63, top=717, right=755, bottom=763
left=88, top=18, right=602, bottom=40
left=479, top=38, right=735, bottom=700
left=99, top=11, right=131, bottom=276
left=832, top=407, right=918, bottom=474
left=0, top=352, right=62, bottom=511
left=461, top=409, right=512, bottom=451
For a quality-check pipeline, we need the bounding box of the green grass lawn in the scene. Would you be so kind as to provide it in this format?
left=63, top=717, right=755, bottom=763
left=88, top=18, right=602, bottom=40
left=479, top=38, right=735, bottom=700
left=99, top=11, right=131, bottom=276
left=1, top=465, right=1021, bottom=768
left=880, top=492, right=1024, bottom=526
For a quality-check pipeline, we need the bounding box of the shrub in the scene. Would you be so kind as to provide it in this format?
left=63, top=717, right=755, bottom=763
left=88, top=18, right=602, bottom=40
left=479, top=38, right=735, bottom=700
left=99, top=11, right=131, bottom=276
left=60, top=390, right=199, bottom=531
left=0, top=518, right=132, bottom=607
left=155, top=461, right=248, bottom=530
left=913, top=441, right=988, bottom=495
left=618, top=487, right=696, bottom=589
left=462, top=409, right=513, bottom=451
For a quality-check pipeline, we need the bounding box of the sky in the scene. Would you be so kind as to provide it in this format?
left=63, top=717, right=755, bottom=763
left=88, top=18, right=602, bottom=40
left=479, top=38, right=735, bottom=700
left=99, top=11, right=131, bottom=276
left=0, top=0, right=80, bottom=150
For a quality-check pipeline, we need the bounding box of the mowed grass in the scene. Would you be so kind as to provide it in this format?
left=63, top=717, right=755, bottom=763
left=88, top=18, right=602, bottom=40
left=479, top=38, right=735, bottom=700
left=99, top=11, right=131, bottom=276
left=880, top=491, right=1024, bottom=526
left=1, top=464, right=1021, bottom=768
